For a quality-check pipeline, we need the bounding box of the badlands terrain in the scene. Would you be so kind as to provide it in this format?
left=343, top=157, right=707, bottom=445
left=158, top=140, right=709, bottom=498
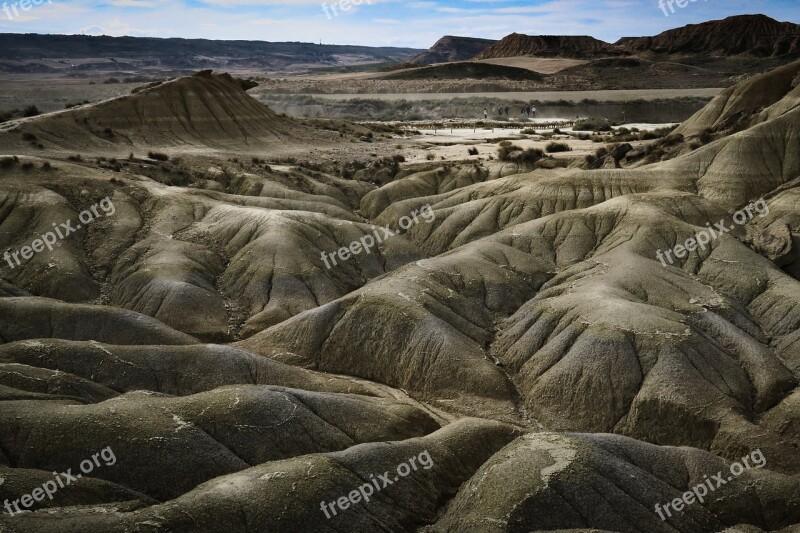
left=0, top=15, right=800, bottom=533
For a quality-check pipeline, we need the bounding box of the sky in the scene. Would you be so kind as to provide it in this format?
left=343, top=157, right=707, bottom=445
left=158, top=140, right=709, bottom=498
left=0, top=0, right=799, bottom=49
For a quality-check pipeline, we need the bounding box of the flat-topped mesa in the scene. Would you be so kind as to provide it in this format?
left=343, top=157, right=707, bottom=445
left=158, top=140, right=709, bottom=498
left=472, top=15, right=800, bottom=61
left=472, top=33, right=626, bottom=60
left=617, top=14, right=800, bottom=56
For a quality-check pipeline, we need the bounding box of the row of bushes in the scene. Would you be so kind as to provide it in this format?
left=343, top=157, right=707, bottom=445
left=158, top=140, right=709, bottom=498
left=498, top=142, right=545, bottom=164
left=0, top=105, right=40, bottom=123
left=497, top=140, right=572, bottom=161
left=0, top=156, right=54, bottom=171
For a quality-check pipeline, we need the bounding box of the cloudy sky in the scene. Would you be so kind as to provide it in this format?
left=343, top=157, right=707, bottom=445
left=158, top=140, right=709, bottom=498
left=1, top=0, right=798, bottom=48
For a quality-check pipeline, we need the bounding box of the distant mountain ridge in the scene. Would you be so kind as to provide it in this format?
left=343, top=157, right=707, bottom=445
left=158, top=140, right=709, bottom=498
left=0, top=33, right=422, bottom=73
left=470, top=15, right=800, bottom=60
left=411, top=36, right=497, bottom=65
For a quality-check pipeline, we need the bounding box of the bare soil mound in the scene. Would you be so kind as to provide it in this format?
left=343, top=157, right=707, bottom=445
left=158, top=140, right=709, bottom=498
left=0, top=71, right=326, bottom=153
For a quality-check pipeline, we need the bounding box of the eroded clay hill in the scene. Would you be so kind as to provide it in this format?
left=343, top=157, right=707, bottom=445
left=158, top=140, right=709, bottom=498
left=675, top=58, right=800, bottom=136
left=0, top=71, right=329, bottom=152
left=0, top=67, right=799, bottom=532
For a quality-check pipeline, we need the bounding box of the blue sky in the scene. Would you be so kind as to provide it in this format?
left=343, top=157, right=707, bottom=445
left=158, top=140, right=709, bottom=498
left=1, top=0, right=798, bottom=48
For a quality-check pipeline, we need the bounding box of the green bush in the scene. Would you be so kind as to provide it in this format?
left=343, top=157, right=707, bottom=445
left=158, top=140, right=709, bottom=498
left=498, top=144, right=544, bottom=163
left=518, top=148, right=545, bottom=164
left=651, top=125, right=678, bottom=137
left=573, top=118, right=612, bottom=132
left=22, top=105, right=40, bottom=117
left=545, top=142, right=571, bottom=153
left=0, top=156, right=18, bottom=168
left=660, top=133, right=684, bottom=147
left=497, top=144, right=516, bottom=161
left=148, top=151, right=169, bottom=161
left=65, top=100, right=90, bottom=109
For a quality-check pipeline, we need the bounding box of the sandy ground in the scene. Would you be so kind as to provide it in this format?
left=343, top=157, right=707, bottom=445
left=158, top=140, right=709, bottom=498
left=297, top=88, right=723, bottom=102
